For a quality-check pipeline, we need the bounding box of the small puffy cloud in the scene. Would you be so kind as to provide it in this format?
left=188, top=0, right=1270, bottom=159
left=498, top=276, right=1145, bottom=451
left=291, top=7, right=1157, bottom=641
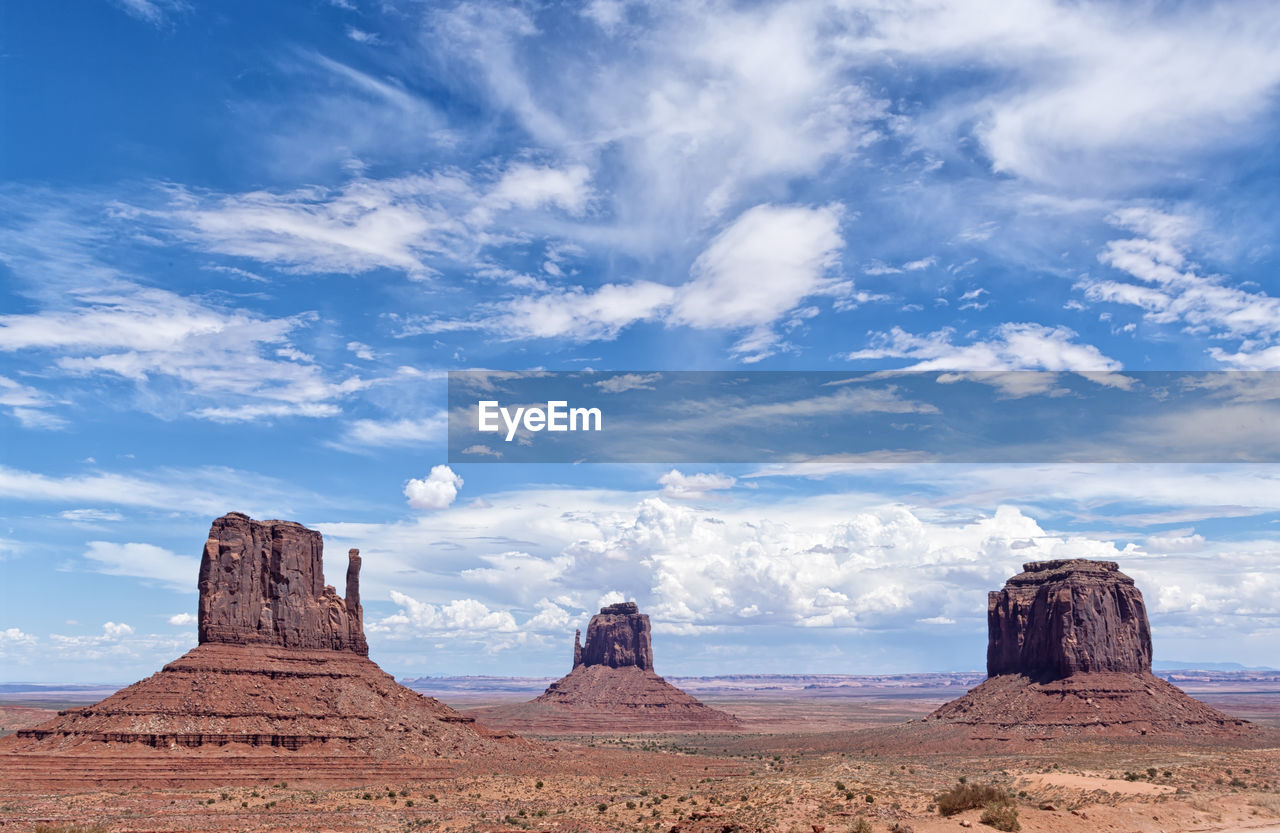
left=597, top=590, right=627, bottom=608
left=404, top=465, right=463, bottom=510
left=102, top=621, right=134, bottom=638
left=167, top=612, right=197, bottom=626
left=346, top=27, right=380, bottom=44
left=658, top=469, right=736, bottom=500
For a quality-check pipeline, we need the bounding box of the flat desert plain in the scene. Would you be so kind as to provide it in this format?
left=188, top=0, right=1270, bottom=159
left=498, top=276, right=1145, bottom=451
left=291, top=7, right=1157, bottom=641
left=2, top=673, right=1279, bottom=833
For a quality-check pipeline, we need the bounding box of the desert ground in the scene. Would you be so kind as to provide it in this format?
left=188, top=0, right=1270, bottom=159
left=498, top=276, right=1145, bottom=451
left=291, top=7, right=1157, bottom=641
left=3, top=674, right=1279, bottom=833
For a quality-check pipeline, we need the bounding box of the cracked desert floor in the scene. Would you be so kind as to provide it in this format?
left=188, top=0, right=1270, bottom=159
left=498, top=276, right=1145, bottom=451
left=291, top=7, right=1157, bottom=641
left=3, top=677, right=1280, bottom=833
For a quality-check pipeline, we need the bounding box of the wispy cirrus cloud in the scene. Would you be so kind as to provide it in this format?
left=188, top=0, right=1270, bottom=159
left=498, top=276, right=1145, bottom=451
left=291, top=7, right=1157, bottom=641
left=414, top=203, right=852, bottom=361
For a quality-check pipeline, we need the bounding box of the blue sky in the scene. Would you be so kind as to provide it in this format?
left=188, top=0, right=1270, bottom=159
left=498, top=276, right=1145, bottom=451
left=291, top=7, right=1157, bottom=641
left=3, top=0, right=1280, bottom=682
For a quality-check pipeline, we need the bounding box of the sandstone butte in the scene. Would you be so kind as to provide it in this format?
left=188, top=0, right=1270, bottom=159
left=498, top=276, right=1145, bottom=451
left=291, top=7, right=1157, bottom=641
left=927, top=558, right=1251, bottom=739
left=0, top=512, right=538, bottom=789
left=475, top=601, right=743, bottom=733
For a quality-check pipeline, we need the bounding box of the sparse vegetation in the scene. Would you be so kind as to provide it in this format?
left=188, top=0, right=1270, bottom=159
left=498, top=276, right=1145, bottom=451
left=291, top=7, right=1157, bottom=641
left=980, top=799, right=1020, bottom=831
left=935, top=781, right=1013, bottom=817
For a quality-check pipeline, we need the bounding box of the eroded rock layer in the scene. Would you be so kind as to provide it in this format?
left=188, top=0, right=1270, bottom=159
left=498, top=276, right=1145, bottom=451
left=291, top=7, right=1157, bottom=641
left=574, top=601, right=654, bottom=671
left=929, top=558, right=1250, bottom=739
left=0, top=513, right=529, bottom=786
left=988, top=559, right=1151, bottom=681
left=478, top=603, right=741, bottom=733
left=199, top=512, right=367, bottom=654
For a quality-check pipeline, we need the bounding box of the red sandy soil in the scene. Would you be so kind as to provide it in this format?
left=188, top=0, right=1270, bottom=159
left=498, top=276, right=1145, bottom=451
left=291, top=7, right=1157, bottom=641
left=926, top=671, right=1254, bottom=739
left=3, top=679, right=1280, bottom=832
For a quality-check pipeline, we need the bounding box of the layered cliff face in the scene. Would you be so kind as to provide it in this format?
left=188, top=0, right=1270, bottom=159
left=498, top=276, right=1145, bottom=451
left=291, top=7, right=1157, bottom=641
left=987, top=559, right=1152, bottom=681
left=573, top=601, right=654, bottom=671
left=198, top=512, right=367, bottom=654
left=1, top=513, right=527, bottom=785
left=477, top=602, right=741, bottom=733
left=928, top=558, right=1248, bottom=739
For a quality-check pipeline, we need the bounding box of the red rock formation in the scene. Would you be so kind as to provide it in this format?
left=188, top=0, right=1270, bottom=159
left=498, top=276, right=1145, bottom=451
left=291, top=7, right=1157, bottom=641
left=987, top=559, right=1151, bottom=681
left=474, top=602, right=742, bottom=733
left=198, top=512, right=367, bottom=654
left=929, top=558, right=1249, bottom=739
left=577, top=601, right=654, bottom=671
left=0, top=513, right=529, bottom=787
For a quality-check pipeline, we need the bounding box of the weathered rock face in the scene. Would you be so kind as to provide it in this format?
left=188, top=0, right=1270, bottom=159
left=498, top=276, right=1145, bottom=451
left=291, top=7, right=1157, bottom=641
left=197, top=512, right=367, bottom=655
left=987, top=559, right=1152, bottom=681
left=575, top=601, right=654, bottom=671
left=1, top=512, right=530, bottom=786
left=478, top=600, right=740, bottom=732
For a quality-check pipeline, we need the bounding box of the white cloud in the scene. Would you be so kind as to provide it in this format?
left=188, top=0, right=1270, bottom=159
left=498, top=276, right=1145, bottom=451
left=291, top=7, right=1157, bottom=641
left=102, top=621, right=135, bottom=638
left=332, top=413, right=447, bottom=450
left=0, top=375, right=65, bottom=429
left=346, top=27, right=380, bottom=44
left=844, top=323, right=1131, bottom=396
left=0, top=284, right=370, bottom=422
left=59, top=509, right=126, bottom=523
left=404, top=464, right=463, bottom=510
left=658, top=469, right=736, bottom=500
left=83, top=542, right=201, bottom=593
left=1144, top=531, right=1206, bottom=554
left=156, top=163, right=593, bottom=280
left=673, top=203, right=845, bottom=328
left=1080, top=208, right=1280, bottom=367
left=0, top=627, right=37, bottom=652
left=594, top=372, right=662, bottom=393
left=374, top=591, right=519, bottom=639
left=421, top=203, right=848, bottom=360
left=167, top=612, right=197, bottom=626
left=111, top=0, right=186, bottom=26
left=0, top=463, right=317, bottom=518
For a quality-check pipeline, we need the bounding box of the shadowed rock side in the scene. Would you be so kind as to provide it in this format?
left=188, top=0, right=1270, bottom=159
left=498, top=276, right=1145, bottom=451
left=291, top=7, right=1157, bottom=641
left=574, top=601, right=654, bottom=671
left=928, top=559, right=1250, bottom=739
left=987, top=559, right=1151, bottom=681
left=475, top=602, right=742, bottom=733
left=0, top=513, right=530, bottom=788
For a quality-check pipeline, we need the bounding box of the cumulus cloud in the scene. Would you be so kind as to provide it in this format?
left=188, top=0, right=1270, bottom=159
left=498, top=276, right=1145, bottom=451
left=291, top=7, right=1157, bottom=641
left=404, top=464, right=463, bottom=510
left=167, top=612, right=197, bottom=626
left=658, top=469, right=736, bottom=500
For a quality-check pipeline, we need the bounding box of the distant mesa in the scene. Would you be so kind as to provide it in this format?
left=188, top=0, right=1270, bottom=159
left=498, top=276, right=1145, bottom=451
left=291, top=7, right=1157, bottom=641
left=474, top=601, right=743, bottom=733
left=0, top=512, right=530, bottom=788
left=927, top=558, right=1252, bottom=739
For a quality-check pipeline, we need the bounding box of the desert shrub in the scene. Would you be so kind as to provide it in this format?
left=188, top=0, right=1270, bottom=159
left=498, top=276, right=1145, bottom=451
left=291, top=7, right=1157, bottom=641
left=890, top=823, right=914, bottom=833
left=935, top=782, right=1010, bottom=817
left=848, top=818, right=873, bottom=833
left=980, top=800, right=1020, bottom=831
